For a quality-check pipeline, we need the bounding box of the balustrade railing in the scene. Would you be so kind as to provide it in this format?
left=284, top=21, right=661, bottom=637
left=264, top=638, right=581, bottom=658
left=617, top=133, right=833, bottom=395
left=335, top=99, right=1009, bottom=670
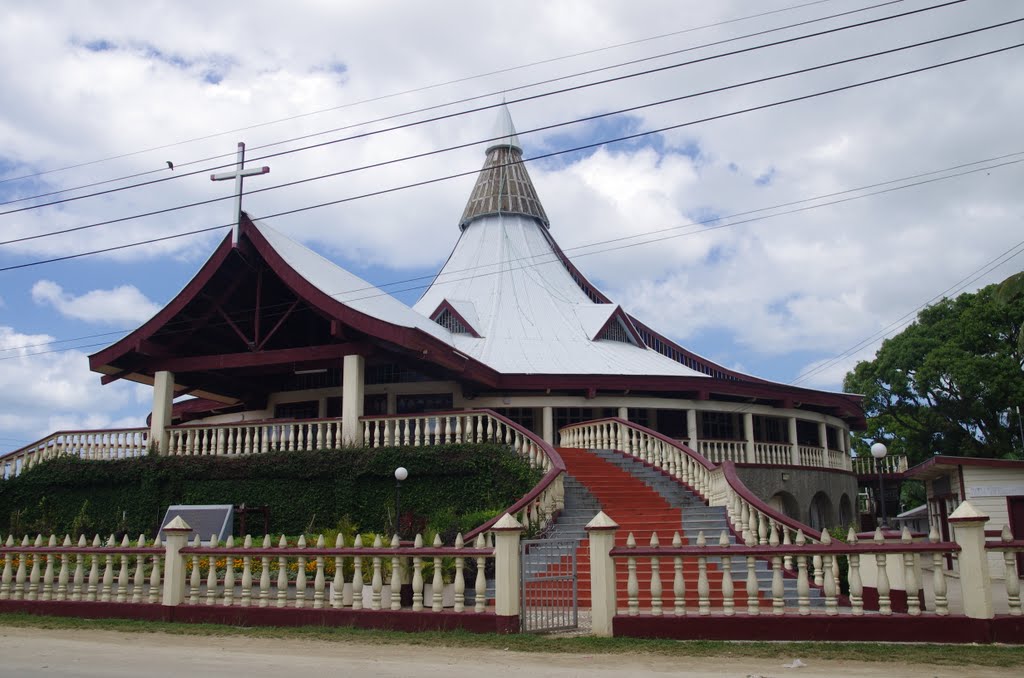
left=852, top=455, right=909, bottom=475
left=0, top=428, right=149, bottom=478
left=605, top=525, right=967, bottom=617
left=561, top=418, right=825, bottom=550
left=0, top=526, right=503, bottom=616
left=362, top=411, right=565, bottom=539
left=176, top=531, right=494, bottom=612
left=698, top=439, right=745, bottom=464
left=166, top=418, right=343, bottom=456
left=754, top=442, right=791, bottom=466
left=0, top=534, right=163, bottom=604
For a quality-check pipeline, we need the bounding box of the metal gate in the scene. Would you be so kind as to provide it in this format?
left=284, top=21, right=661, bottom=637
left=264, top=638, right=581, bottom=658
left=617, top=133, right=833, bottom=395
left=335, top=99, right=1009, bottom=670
left=520, top=538, right=579, bottom=633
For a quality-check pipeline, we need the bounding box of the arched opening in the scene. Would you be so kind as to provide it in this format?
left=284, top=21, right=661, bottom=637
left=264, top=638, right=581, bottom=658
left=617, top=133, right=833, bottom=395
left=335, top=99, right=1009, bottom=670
left=838, top=493, right=854, bottom=528
left=768, top=491, right=800, bottom=519
left=808, top=492, right=835, bottom=531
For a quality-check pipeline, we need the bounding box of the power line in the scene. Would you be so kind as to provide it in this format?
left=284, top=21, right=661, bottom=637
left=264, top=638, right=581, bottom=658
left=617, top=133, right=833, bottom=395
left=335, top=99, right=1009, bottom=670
left=0, top=0, right=961, bottom=216
left=1, top=34, right=1016, bottom=269
left=0, top=0, right=864, bottom=191
left=7, top=16, right=1012, bottom=248
left=3, top=150, right=1019, bottom=360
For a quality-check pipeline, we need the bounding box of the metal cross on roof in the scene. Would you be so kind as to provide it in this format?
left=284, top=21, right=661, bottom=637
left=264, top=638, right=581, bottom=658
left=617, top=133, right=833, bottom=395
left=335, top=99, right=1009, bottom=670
left=210, top=142, right=270, bottom=245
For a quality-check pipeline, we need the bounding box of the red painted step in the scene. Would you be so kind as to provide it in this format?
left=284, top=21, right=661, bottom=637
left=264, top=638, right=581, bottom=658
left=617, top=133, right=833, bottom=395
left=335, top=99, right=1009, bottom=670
left=546, top=447, right=769, bottom=609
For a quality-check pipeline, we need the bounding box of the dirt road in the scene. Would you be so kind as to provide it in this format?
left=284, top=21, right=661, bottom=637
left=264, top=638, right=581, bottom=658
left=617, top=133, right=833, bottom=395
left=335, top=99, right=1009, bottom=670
left=0, top=626, right=1008, bottom=678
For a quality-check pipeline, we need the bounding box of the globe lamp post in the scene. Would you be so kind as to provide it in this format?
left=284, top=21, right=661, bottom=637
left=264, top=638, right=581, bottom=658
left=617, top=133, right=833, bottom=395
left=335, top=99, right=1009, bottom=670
left=394, top=466, right=408, bottom=538
left=870, top=442, right=889, bottom=530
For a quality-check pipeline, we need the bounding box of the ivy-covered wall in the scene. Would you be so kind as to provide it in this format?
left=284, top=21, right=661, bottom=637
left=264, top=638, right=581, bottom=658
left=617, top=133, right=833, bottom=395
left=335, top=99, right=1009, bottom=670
left=0, top=444, right=541, bottom=538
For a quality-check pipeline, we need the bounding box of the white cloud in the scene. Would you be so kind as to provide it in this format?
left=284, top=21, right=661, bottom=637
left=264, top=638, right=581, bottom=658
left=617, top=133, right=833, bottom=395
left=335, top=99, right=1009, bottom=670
left=0, top=326, right=147, bottom=451
left=31, top=280, right=161, bottom=325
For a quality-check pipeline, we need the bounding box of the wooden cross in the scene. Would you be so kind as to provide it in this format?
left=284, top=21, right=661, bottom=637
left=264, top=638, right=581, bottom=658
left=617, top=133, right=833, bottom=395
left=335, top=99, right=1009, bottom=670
left=210, top=142, right=270, bottom=245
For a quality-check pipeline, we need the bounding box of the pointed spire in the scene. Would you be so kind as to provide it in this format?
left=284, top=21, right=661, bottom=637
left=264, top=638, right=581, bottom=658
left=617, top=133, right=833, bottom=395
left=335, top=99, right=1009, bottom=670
left=459, top=104, right=549, bottom=231
left=485, top=103, right=521, bottom=154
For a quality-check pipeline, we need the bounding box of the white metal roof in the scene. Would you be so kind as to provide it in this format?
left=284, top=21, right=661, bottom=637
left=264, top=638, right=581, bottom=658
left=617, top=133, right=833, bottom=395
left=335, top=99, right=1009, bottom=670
left=413, top=213, right=706, bottom=376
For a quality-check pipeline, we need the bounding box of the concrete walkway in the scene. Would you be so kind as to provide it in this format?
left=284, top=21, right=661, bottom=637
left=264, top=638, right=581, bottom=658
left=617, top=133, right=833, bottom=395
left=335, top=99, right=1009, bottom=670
left=0, top=626, right=1013, bottom=678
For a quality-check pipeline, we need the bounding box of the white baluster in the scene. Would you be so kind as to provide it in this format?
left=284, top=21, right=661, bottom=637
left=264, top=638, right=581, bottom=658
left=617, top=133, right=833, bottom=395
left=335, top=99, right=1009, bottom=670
left=331, top=534, right=343, bottom=609
left=874, top=528, right=891, bottom=615
left=413, top=534, right=424, bottom=611
left=672, top=532, right=685, bottom=616
left=221, top=536, right=235, bottom=607
left=454, top=533, right=465, bottom=613
left=432, top=534, right=444, bottom=612
left=295, top=535, right=307, bottom=609
left=795, top=530, right=809, bottom=616
left=276, top=535, right=289, bottom=608
left=57, top=536, right=71, bottom=601
left=626, top=533, right=639, bottom=616
left=1001, top=526, right=1020, bottom=616
left=390, top=535, right=402, bottom=611
left=697, top=531, right=710, bottom=616
left=241, top=535, right=253, bottom=607
left=649, top=533, right=662, bottom=616
left=474, top=534, right=486, bottom=613
left=314, top=535, right=326, bottom=610
left=351, top=535, right=364, bottom=610
left=821, top=531, right=837, bottom=616
left=371, top=535, right=383, bottom=610
left=188, top=535, right=201, bottom=605
left=205, top=534, right=218, bottom=606
left=719, top=531, right=733, bottom=617
left=259, top=535, right=272, bottom=608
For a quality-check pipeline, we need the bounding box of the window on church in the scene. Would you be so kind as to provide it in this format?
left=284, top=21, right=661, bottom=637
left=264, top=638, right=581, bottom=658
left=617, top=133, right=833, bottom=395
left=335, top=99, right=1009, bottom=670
left=701, top=411, right=739, bottom=440
left=397, top=393, right=453, bottom=414
left=753, top=415, right=787, bottom=443
left=434, top=309, right=471, bottom=335
left=596, top=319, right=631, bottom=343
left=796, top=420, right=819, bottom=446
left=274, top=401, right=319, bottom=420
left=492, top=407, right=536, bottom=432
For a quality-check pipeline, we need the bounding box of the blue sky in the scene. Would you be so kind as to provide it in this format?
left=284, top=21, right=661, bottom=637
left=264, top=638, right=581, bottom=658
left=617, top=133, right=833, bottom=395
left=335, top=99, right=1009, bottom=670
left=0, top=0, right=1022, bottom=452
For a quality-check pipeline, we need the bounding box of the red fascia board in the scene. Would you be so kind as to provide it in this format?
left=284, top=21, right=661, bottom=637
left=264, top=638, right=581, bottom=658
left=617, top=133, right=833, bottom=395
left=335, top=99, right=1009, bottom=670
left=494, top=373, right=864, bottom=422
left=89, top=233, right=235, bottom=372
left=242, top=219, right=500, bottom=387
left=148, top=343, right=372, bottom=373
left=906, top=455, right=1024, bottom=479
left=428, top=300, right=482, bottom=338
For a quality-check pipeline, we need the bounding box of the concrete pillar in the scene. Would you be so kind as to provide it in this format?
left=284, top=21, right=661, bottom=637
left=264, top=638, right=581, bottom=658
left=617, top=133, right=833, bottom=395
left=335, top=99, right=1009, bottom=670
left=686, top=409, right=698, bottom=450
left=150, top=370, right=175, bottom=454
left=341, top=354, right=365, bottom=445
left=541, top=406, right=554, bottom=446
left=743, top=412, right=755, bottom=463
left=492, top=513, right=523, bottom=623
left=818, top=421, right=829, bottom=460
left=386, top=391, right=397, bottom=416
left=949, top=502, right=994, bottom=619
left=161, top=516, right=192, bottom=606
left=586, top=511, right=620, bottom=637
left=788, top=417, right=800, bottom=465
left=617, top=407, right=628, bottom=421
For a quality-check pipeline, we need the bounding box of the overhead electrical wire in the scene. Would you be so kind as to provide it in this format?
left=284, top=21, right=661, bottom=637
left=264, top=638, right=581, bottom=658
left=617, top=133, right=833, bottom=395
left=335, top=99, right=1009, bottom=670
left=0, top=0, right=963, bottom=215
left=5, top=16, right=1014, bottom=248
left=2, top=149, right=1019, bottom=361
left=2, top=35, right=1017, bottom=276
left=0, top=0, right=872, bottom=192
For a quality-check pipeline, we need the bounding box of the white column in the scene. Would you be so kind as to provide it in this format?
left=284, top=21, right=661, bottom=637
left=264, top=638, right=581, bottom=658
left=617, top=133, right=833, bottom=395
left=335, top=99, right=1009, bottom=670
left=541, top=406, right=554, bottom=446
left=617, top=407, right=628, bottom=421
left=586, top=512, right=620, bottom=637
left=837, top=427, right=846, bottom=455
left=150, top=370, right=175, bottom=454
left=788, top=417, right=800, bottom=465
left=341, top=354, right=365, bottom=445
left=818, top=421, right=829, bottom=457
left=949, top=502, right=994, bottom=619
left=161, top=517, right=191, bottom=606
left=743, top=412, right=755, bottom=463
left=687, top=409, right=698, bottom=450
left=492, top=513, right=523, bottom=620
left=386, top=391, right=397, bottom=415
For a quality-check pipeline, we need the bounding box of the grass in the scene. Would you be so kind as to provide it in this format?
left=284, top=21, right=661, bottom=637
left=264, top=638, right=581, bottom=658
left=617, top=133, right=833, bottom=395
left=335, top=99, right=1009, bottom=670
left=1, top=613, right=1023, bottom=667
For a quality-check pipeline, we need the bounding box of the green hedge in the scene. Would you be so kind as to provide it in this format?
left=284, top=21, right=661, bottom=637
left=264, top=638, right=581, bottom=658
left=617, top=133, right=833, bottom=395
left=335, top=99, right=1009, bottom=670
left=0, top=444, right=541, bottom=538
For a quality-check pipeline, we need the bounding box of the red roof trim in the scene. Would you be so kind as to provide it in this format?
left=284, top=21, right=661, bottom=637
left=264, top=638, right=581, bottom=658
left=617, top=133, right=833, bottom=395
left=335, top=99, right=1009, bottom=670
left=88, top=232, right=234, bottom=372
left=591, top=307, right=643, bottom=346
left=428, top=300, right=482, bottom=338
left=906, top=455, right=1024, bottom=478
left=241, top=218, right=501, bottom=387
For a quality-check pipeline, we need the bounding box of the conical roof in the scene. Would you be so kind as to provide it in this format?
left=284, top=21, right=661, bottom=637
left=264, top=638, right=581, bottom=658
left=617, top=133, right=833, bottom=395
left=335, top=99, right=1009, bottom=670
left=459, top=105, right=549, bottom=230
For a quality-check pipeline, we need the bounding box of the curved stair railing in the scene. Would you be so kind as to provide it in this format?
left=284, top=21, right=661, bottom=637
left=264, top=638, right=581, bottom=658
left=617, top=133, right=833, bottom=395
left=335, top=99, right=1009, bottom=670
left=360, top=410, right=565, bottom=539
left=559, top=417, right=825, bottom=550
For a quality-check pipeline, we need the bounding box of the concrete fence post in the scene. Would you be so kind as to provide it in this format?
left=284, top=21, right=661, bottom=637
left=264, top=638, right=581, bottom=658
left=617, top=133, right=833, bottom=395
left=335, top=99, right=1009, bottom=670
left=161, top=517, right=192, bottom=607
left=586, top=511, right=620, bottom=637
left=492, top=513, right=523, bottom=631
left=949, top=501, right=994, bottom=620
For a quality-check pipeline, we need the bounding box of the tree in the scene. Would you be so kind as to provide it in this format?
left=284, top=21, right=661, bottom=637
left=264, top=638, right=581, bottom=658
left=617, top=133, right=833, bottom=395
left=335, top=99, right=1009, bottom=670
left=844, top=280, right=1024, bottom=466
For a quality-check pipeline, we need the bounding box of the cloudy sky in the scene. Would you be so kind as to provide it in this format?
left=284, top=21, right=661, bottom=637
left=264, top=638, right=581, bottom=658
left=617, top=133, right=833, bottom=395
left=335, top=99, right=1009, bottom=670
left=0, top=0, right=1021, bottom=452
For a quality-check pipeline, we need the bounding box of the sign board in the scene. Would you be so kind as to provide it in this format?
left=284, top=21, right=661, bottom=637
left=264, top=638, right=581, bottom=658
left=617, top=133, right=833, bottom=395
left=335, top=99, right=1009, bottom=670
left=968, top=486, right=1024, bottom=498
left=159, top=504, right=234, bottom=545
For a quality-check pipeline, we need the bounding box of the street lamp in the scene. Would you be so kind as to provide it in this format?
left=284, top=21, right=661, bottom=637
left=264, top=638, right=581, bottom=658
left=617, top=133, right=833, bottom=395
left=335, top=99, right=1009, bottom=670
left=394, top=466, right=408, bottom=538
left=870, top=442, right=888, bottom=530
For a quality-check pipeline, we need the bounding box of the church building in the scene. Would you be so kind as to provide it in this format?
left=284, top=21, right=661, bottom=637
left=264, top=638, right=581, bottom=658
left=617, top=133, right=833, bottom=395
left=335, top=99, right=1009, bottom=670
left=87, top=106, right=863, bottom=528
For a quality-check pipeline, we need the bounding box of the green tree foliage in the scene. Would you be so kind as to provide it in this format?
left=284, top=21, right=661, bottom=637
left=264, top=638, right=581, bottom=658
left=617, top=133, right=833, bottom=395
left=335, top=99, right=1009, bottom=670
left=844, top=281, right=1024, bottom=465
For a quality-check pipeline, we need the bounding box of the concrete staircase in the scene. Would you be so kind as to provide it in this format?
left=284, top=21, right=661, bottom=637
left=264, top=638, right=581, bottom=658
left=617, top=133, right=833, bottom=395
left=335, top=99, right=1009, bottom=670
left=538, top=447, right=822, bottom=609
